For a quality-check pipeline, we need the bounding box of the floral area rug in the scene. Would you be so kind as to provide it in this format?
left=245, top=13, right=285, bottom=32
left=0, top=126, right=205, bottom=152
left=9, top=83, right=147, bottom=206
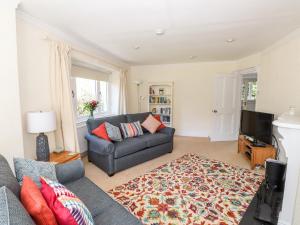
left=108, top=154, right=264, bottom=225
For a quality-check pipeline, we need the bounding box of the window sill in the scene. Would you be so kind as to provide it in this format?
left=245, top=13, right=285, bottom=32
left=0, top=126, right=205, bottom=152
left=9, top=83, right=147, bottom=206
left=76, top=113, right=115, bottom=128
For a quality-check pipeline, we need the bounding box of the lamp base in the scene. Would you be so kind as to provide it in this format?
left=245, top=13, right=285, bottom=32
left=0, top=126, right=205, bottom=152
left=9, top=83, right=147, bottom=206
left=36, top=133, right=50, bottom=161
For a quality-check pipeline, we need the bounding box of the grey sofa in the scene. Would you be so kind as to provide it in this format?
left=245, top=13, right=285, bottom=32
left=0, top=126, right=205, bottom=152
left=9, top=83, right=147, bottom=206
left=85, top=112, right=175, bottom=176
left=0, top=154, right=142, bottom=225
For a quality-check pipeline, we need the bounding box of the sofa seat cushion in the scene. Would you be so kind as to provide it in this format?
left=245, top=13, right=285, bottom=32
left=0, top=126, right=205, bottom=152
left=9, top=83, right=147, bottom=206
left=65, top=177, right=141, bottom=225
left=65, top=177, right=107, bottom=217
left=139, top=133, right=171, bottom=148
left=114, top=137, right=147, bottom=159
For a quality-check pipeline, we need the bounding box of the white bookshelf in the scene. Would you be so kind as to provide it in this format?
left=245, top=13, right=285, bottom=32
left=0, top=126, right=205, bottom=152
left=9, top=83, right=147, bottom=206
left=148, top=82, right=173, bottom=127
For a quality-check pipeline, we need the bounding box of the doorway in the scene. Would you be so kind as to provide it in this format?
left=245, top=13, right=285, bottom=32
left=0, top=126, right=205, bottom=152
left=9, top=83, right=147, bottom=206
left=210, top=67, right=258, bottom=142
left=241, top=73, right=257, bottom=111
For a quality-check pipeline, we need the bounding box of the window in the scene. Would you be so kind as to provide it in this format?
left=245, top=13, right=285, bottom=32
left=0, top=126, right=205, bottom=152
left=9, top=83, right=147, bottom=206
left=247, top=81, right=257, bottom=101
left=72, top=77, right=108, bottom=120
left=242, top=80, right=257, bottom=101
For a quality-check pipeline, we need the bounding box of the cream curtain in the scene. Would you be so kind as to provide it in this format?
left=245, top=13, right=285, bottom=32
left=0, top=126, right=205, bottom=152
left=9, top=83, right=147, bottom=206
left=50, top=41, right=80, bottom=153
left=118, top=70, right=128, bottom=114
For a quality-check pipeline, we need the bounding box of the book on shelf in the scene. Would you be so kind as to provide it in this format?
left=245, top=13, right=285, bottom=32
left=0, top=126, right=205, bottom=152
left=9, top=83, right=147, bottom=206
left=149, top=96, right=171, bottom=104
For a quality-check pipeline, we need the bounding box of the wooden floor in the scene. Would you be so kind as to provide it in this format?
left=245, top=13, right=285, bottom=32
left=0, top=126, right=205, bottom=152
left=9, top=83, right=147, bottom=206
left=84, top=136, right=261, bottom=191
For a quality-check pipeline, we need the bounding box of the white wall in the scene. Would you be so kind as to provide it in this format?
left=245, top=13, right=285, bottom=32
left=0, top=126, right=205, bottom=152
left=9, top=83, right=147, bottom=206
left=16, top=15, right=127, bottom=158
left=0, top=2, right=25, bottom=167
left=128, top=62, right=236, bottom=137
left=16, top=17, right=55, bottom=159
left=237, top=29, right=300, bottom=116
left=237, top=28, right=300, bottom=225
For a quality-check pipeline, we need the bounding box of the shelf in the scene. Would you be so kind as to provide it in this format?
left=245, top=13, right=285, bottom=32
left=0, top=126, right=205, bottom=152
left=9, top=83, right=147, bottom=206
left=150, top=94, right=171, bottom=97
left=148, top=82, right=173, bottom=127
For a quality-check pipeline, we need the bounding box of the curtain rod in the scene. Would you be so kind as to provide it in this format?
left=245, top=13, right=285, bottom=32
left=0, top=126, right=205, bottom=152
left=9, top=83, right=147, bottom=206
left=42, top=36, right=124, bottom=72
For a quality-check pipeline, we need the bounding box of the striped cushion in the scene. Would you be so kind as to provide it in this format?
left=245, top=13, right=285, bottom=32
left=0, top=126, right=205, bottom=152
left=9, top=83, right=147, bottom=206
left=120, top=121, right=144, bottom=138
left=40, top=177, right=94, bottom=225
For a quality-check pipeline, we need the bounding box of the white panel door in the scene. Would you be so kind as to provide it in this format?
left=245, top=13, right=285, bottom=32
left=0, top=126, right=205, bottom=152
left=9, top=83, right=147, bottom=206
left=210, top=74, right=240, bottom=141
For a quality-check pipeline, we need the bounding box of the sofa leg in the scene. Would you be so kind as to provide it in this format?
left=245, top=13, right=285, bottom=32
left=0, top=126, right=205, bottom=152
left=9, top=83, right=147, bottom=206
left=108, top=173, right=115, bottom=177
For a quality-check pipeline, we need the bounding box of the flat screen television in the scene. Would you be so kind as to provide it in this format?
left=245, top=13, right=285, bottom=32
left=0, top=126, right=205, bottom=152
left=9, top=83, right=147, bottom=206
left=240, top=110, right=274, bottom=145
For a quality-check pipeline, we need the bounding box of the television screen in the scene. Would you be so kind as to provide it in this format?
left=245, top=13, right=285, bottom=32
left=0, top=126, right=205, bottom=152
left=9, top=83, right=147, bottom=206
left=240, top=110, right=274, bottom=144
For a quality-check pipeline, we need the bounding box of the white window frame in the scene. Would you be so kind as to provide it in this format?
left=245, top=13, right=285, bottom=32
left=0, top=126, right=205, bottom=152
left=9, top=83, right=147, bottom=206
left=71, top=77, right=109, bottom=123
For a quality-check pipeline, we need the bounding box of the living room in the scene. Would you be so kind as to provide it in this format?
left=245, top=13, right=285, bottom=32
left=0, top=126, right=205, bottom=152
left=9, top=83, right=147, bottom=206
left=1, top=1, right=300, bottom=225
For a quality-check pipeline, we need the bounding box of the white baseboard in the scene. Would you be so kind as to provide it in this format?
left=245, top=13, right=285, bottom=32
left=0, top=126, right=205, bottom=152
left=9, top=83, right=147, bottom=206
left=175, top=130, right=209, bottom=138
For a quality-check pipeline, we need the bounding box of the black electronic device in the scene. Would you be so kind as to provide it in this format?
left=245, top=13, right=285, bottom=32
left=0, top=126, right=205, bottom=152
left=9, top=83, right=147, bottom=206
left=240, top=110, right=274, bottom=145
left=255, top=159, right=286, bottom=224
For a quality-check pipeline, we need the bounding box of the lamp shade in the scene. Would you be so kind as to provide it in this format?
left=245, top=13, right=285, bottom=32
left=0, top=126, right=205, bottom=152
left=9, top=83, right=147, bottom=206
left=27, top=111, right=56, bottom=134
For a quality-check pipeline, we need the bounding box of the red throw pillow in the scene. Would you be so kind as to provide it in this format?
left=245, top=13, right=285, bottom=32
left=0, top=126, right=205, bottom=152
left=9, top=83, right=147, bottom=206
left=20, top=176, right=58, bottom=225
left=154, top=115, right=166, bottom=130
left=40, top=177, right=94, bottom=225
left=92, top=123, right=111, bottom=141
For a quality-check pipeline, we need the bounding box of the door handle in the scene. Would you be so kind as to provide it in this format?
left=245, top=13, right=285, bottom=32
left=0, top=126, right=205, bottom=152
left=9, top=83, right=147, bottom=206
left=212, top=110, right=218, bottom=113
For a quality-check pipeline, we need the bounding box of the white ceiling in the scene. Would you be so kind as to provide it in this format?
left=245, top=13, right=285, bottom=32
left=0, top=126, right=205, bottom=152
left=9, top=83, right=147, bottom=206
left=18, top=0, right=300, bottom=65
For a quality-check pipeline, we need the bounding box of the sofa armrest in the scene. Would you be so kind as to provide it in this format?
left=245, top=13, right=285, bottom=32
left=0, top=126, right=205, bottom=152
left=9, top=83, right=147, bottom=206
left=158, top=127, right=175, bottom=136
left=55, top=159, right=85, bottom=184
left=85, top=133, right=115, bottom=155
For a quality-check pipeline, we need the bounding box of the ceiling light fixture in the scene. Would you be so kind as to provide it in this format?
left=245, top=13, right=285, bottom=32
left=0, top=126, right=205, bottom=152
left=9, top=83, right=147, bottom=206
left=155, top=29, right=165, bottom=35
left=133, top=45, right=140, bottom=50
left=189, top=55, right=197, bottom=60
left=226, top=38, right=235, bottom=43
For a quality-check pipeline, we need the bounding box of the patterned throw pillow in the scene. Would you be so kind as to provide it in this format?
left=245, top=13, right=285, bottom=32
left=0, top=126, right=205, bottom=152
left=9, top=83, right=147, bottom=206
left=120, top=121, right=144, bottom=138
left=14, top=158, right=58, bottom=187
left=40, top=177, right=94, bottom=225
left=142, top=114, right=162, bottom=134
left=105, top=122, right=122, bottom=142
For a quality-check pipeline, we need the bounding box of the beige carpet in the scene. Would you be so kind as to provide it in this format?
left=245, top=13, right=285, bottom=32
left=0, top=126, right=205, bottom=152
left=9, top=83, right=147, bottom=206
left=84, top=136, right=257, bottom=191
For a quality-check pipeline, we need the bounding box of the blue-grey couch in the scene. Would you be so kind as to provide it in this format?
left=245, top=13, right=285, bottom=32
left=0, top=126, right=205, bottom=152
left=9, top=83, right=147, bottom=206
left=0, top=154, right=142, bottom=225
left=85, top=112, right=175, bottom=176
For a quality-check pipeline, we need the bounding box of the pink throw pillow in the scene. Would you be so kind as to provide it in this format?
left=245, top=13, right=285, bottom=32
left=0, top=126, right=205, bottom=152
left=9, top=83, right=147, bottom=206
left=142, top=114, right=162, bottom=134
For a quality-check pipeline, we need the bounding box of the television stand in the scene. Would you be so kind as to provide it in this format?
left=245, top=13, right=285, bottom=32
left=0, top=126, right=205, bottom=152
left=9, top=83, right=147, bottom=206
left=252, top=142, right=267, bottom=148
left=238, top=135, right=276, bottom=169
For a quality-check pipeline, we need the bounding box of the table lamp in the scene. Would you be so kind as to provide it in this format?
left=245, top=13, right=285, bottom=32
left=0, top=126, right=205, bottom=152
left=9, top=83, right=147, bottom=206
left=27, top=111, right=56, bottom=161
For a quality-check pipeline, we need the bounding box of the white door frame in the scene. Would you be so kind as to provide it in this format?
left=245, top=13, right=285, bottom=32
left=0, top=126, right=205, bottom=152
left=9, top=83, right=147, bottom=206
left=234, top=66, right=260, bottom=136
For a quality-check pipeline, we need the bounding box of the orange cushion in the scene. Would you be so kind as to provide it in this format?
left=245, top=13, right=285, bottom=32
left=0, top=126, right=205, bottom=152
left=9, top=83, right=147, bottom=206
left=92, top=123, right=111, bottom=141
left=20, top=176, right=58, bottom=225
left=154, top=115, right=166, bottom=130
left=142, top=114, right=162, bottom=134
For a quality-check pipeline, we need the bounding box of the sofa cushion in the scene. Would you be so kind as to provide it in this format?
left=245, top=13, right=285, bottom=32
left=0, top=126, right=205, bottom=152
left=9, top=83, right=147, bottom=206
left=142, top=114, right=161, bottom=134
left=92, top=123, right=111, bottom=141
left=139, top=133, right=171, bottom=148
left=14, top=158, right=58, bottom=187
left=126, top=112, right=151, bottom=132
left=153, top=115, right=166, bottom=130
left=64, top=177, right=142, bottom=225
left=20, top=176, right=58, bottom=225
left=40, top=177, right=94, bottom=225
left=126, top=112, right=151, bottom=123
left=87, top=115, right=127, bottom=134
left=120, top=121, right=144, bottom=139
left=105, top=122, right=123, bottom=142
left=0, top=186, right=35, bottom=225
left=0, top=154, right=20, bottom=197
left=114, top=137, right=147, bottom=158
